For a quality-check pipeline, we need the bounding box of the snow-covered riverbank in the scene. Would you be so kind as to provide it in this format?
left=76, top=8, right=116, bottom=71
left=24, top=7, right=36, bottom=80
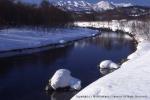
left=72, top=21, right=150, bottom=100
left=0, top=27, right=98, bottom=57
left=74, top=20, right=150, bottom=41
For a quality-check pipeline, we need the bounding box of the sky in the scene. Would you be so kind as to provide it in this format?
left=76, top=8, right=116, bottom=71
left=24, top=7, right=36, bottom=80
left=20, top=0, right=150, bottom=7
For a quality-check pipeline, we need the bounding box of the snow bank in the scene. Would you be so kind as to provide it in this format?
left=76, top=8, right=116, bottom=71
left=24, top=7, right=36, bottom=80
left=72, top=21, right=150, bottom=100
left=71, top=40, right=150, bottom=100
left=74, top=20, right=150, bottom=41
left=99, top=60, right=119, bottom=69
left=128, top=41, right=150, bottom=59
left=0, top=27, right=98, bottom=57
left=48, top=69, right=81, bottom=90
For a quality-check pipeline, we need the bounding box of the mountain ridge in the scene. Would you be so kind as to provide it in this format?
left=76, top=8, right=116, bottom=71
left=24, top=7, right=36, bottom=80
left=53, top=0, right=133, bottom=12
left=17, top=0, right=134, bottom=12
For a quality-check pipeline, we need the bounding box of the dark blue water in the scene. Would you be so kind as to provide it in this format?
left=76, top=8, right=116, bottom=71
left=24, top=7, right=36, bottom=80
left=0, top=31, right=136, bottom=100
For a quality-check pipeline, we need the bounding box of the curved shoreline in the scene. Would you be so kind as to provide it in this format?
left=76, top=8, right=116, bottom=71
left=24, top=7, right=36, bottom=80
left=72, top=21, right=150, bottom=100
left=0, top=28, right=99, bottom=58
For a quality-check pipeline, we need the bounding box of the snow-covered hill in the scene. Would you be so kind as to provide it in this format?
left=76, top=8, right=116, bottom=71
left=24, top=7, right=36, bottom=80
left=17, top=0, right=133, bottom=12
left=111, top=2, right=133, bottom=7
left=54, top=0, right=116, bottom=12
left=53, top=0, right=93, bottom=12
left=54, top=0, right=133, bottom=12
left=93, top=1, right=115, bottom=11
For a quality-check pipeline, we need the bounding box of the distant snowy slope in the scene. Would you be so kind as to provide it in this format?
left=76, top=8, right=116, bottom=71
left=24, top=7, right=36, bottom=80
left=17, top=0, right=134, bottom=12
left=93, top=1, right=115, bottom=11
left=54, top=0, right=116, bottom=12
left=54, top=0, right=93, bottom=12
left=111, top=2, right=133, bottom=7
left=54, top=0, right=134, bottom=12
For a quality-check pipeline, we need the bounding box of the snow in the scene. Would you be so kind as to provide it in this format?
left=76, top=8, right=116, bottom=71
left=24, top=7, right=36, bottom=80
left=69, top=77, right=81, bottom=90
left=59, top=40, right=66, bottom=44
left=93, top=1, right=115, bottom=11
left=71, top=40, right=150, bottom=100
left=50, top=69, right=81, bottom=90
left=111, top=2, right=133, bottom=7
left=54, top=0, right=93, bottom=12
left=99, top=60, right=119, bottom=69
left=17, top=0, right=134, bottom=13
left=74, top=20, right=150, bottom=40
left=0, top=27, right=98, bottom=57
left=72, top=21, right=150, bottom=100
left=128, top=41, right=150, bottom=60
left=57, top=0, right=115, bottom=12
left=53, top=0, right=134, bottom=12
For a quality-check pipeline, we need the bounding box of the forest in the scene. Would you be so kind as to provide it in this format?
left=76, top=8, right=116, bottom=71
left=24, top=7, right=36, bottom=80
left=0, top=0, right=73, bottom=26
left=0, top=0, right=149, bottom=27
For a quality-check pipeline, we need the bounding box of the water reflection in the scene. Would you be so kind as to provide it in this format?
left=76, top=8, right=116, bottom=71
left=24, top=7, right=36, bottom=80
left=49, top=91, right=77, bottom=100
left=0, top=31, right=136, bottom=100
left=0, top=46, right=73, bottom=77
left=74, top=31, right=135, bottom=51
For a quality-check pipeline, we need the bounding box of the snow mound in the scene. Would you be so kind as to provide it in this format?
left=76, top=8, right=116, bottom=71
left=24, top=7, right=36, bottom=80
left=99, top=60, right=119, bottom=69
left=59, top=40, right=66, bottom=44
left=93, top=1, right=115, bottom=11
left=50, top=69, right=81, bottom=90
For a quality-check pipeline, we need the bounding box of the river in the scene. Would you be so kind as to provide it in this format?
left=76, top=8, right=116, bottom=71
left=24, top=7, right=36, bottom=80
left=0, top=29, right=136, bottom=100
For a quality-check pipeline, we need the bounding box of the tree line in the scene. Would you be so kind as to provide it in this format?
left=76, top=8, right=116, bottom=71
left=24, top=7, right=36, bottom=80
left=0, top=0, right=73, bottom=26
left=0, top=0, right=149, bottom=27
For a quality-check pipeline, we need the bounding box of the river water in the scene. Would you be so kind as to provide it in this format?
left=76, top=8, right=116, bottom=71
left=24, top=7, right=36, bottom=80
left=0, top=30, right=136, bottom=100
